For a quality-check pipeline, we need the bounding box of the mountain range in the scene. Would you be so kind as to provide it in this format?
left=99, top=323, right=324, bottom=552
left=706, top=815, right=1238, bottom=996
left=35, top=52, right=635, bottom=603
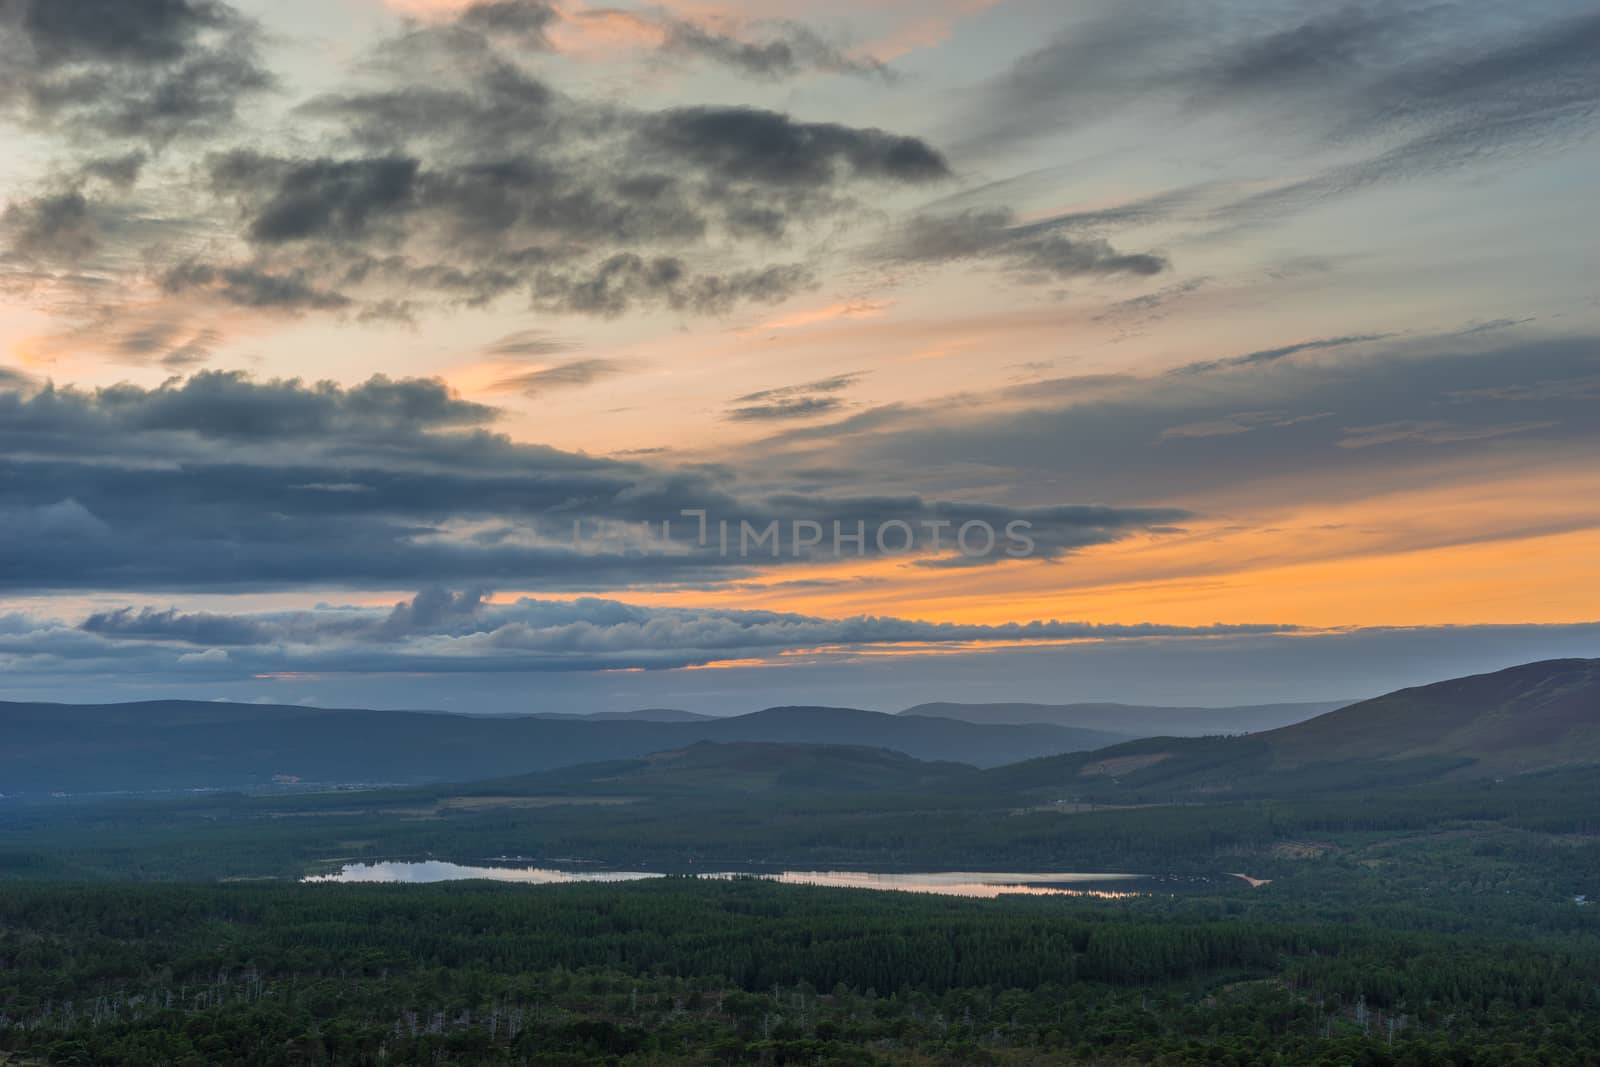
left=0, top=699, right=1125, bottom=793
left=4, top=658, right=1595, bottom=797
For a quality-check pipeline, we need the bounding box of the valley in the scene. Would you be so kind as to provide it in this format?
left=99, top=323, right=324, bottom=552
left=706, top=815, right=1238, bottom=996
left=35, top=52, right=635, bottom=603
left=3, top=658, right=1599, bottom=1065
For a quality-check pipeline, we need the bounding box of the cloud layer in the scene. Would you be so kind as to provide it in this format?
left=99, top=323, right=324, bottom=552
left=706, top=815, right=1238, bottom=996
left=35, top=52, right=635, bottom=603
left=0, top=369, right=1190, bottom=592
left=13, top=588, right=1298, bottom=678
left=3, top=0, right=1598, bottom=711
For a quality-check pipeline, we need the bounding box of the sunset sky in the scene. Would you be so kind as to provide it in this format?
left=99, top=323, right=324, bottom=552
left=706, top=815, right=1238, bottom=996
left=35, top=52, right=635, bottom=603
left=2, top=0, right=1598, bottom=713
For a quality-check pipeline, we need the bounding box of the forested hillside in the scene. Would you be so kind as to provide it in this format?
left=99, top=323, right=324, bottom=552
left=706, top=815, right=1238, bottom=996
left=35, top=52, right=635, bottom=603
left=3, top=875, right=1598, bottom=1066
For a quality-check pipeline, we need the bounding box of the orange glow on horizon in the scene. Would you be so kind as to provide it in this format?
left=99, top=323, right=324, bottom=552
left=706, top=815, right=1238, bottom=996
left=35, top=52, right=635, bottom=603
left=488, top=461, right=1600, bottom=638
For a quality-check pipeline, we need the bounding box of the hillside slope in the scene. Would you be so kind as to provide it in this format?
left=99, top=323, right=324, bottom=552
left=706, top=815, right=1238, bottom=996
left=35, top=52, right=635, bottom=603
left=1258, top=658, right=1600, bottom=770
left=983, top=659, right=1600, bottom=799
left=903, top=700, right=1349, bottom=736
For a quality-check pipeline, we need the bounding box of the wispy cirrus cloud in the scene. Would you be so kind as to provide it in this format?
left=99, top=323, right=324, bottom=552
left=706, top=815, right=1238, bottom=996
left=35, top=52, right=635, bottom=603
left=874, top=207, right=1167, bottom=286
left=958, top=1, right=1600, bottom=234
left=1336, top=420, right=1560, bottom=450
left=491, top=357, right=633, bottom=396
left=1169, top=334, right=1393, bottom=376
left=1158, top=411, right=1332, bottom=443
left=726, top=372, right=866, bottom=422
left=480, top=328, right=582, bottom=358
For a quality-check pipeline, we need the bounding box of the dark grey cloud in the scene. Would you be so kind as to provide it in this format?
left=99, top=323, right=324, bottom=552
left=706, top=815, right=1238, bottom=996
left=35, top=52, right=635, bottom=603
left=13, top=0, right=224, bottom=63
left=218, top=27, right=944, bottom=320
left=5, top=368, right=495, bottom=441
left=640, top=107, right=948, bottom=187
left=404, top=1, right=884, bottom=82
left=529, top=256, right=813, bottom=318
left=216, top=155, right=422, bottom=245
left=159, top=259, right=353, bottom=312
left=729, top=396, right=845, bottom=422
left=2, top=0, right=949, bottom=333
left=79, top=150, right=148, bottom=188
left=0, top=0, right=273, bottom=145
left=455, top=0, right=558, bottom=42
left=279, top=97, right=939, bottom=247
left=727, top=373, right=865, bottom=422
left=361, top=0, right=559, bottom=80
left=491, top=357, right=631, bottom=397
left=296, top=65, right=565, bottom=155
left=656, top=15, right=887, bottom=81
left=879, top=208, right=1167, bottom=281
left=0, top=188, right=98, bottom=263
left=378, top=585, right=493, bottom=638
left=0, top=370, right=1190, bottom=593
left=81, top=605, right=271, bottom=646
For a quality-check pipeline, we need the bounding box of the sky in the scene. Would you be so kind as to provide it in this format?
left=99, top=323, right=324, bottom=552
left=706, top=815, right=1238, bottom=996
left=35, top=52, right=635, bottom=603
left=1, top=0, right=1598, bottom=715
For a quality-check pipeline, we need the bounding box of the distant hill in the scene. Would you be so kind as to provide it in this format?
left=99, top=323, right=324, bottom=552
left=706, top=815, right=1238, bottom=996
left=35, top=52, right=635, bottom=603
left=983, top=659, right=1600, bottom=799
left=902, top=700, right=1350, bottom=736
left=531, top=708, right=714, bottom=723
left=1258, top=658, right=1600, bottom=770
left=0, top=699, right=1127, bottom=793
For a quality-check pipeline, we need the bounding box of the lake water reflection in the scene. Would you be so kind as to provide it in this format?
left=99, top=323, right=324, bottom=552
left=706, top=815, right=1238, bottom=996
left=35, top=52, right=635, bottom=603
left=302, top=862, right=1145, bottom=898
